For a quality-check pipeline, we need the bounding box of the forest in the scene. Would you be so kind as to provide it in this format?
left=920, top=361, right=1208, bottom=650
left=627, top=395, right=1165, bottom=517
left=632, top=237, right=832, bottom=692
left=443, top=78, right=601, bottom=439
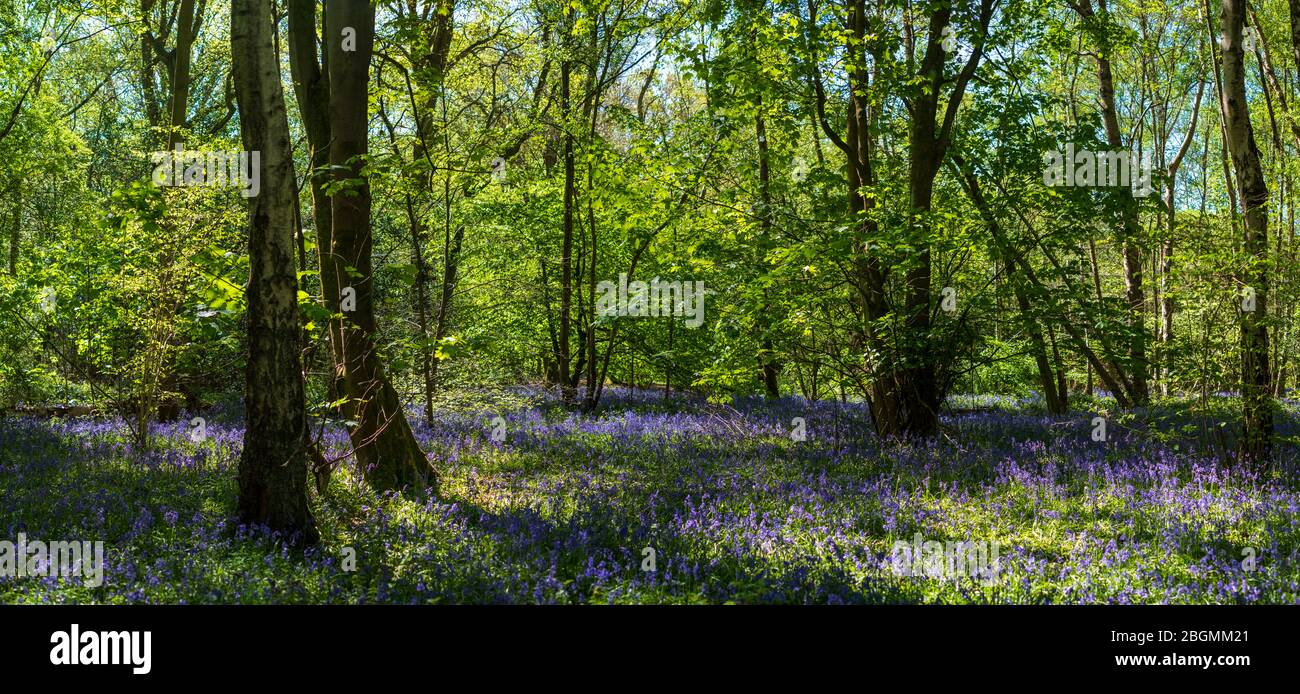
left=0, top=0, right=1297, bottom=605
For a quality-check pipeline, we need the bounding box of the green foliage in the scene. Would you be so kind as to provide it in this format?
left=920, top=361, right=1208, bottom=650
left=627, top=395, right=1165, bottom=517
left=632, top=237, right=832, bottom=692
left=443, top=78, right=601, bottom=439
left=1, top=0, right=1298, bottom=428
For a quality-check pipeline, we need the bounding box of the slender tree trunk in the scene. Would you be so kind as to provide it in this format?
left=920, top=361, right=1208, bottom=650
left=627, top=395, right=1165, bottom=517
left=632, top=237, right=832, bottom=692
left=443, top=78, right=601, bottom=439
left=834, top=0, right=897, bottom=436
left=1205, top=0, right=1242, bottom=242
left=166, top=0, right=198, bottom=149
left=138, top=0, right=162, bottom=135
left=409, top=1, right=457, bottom=412
left=955, top=154, right=1134, bottom=408
left=404, top=191, right=435, bottom=421
left=557, top=27, right=576, bottom=406
left=1290, top=0, right=1300, bottom=89
left=8, top=185, right=20, bottom=275
left=429, top=222, right=464, bottom=390
left=665, top=311, right=674, bottom=400
left=286, top=0, right=343, bottom=405
left=1221, top=0, right=1273, bottom=465
left=955, top=158, right=1063, bottom=413
left=755, top=96, right=780, bottom=399
left=1074, top=0, right=1150, bottom=406
left=231, top=0, right=318, bottom=543
left=582, top=82, right=600, bottom=412
left=1160, top=78, right=1204, bottom=397
left=1049, top=326, right=1069, bottom=405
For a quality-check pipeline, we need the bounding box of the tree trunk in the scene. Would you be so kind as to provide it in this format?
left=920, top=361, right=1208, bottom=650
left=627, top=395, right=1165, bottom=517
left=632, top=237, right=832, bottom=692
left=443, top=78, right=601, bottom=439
left=834, top=0, right=897, bottom=436
left=954, top=157, right=1063, bottom=413
left=138, top=0, right=162, bottom=135
left=1077, top=0, right=1151, bottom=405
left=1049, top=325, right=1069, bottom=406
left=894, top=1, right=993, bottom=436
left=409, top=1, right=457, bottom=414
left=231, top=0, right=318, bottom=543
left=810, top=0, right=989, bottom=436
left=166, top=0, right=198, bottom=149
left=429, top=222, right=464, bottom=392
left=286, top=0, right=343, bottom=406
left=557, top=28, right=577, bottom=406
left=756, top=96, right=780, bottom=399
left=1160, top=78, right=1203, bottom=397
left=1290, top=0, right=1300, bottom=88
left=326, top=0, right=437, bottom=493
left=8, top=184, right=20, bottom=275
left=1221, top=0, right=1273, bottom=464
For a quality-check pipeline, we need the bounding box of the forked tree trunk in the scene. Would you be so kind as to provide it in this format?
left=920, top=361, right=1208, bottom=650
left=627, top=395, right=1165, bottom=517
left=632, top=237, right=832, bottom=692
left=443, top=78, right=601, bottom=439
left=810, top=0, right=990, bottom=437
left=894, top=1, right=993, bottom=436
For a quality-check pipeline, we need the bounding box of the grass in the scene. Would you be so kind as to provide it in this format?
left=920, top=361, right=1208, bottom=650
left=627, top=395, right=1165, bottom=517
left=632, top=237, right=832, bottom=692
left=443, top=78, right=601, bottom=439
left=1, top=388, right=1298, bottom=604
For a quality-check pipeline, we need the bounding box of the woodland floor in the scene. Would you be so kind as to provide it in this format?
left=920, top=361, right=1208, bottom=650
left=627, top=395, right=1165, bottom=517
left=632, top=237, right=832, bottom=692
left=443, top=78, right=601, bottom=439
left=1, top=387, right=1298, bottom=604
